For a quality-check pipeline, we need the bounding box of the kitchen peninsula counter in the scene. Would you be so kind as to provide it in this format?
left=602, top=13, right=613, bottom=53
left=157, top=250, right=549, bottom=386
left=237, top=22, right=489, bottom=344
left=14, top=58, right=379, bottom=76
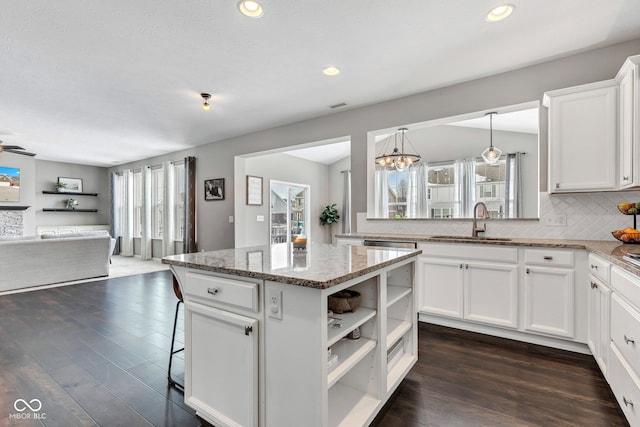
left=163, top=243, right=421, bottom=427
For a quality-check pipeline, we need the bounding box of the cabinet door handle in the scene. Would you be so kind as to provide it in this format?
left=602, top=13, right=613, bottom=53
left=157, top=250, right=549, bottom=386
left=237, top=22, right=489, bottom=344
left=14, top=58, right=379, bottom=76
left=590, top=264, right=598, bottom=270
left=245, top=325, right=253, bottom=336
left=624, top=335, right=635, bottom=345
left=624, top=176, right=630, bottom=181
left=459, top=264, right=463, bottom=269
left=465, top=264, right=469, bottom=269
left=543, top=256, right=553, bottom=261
left=556, top=183, right=560, bottom=189
left=624, top=396, right=634, bottom=407
left=590, top=282, right=598, bottom=289
left=207, top=288, right=219, bottom=295
left=526, top=268, right=531, bottom=274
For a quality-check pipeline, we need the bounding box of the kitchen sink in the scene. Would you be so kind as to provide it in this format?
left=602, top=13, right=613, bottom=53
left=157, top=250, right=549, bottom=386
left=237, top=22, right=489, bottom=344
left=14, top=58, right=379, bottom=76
left=429, top=235, right=512, bottom=242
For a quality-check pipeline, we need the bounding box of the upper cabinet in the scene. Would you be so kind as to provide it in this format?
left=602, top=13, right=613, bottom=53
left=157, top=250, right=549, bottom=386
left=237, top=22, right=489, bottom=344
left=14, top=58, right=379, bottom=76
left=617, top=56, right=640, bottom=189
left=545, top=54, right=640, bottom=194
left=544, top=80, right=618, bottom=193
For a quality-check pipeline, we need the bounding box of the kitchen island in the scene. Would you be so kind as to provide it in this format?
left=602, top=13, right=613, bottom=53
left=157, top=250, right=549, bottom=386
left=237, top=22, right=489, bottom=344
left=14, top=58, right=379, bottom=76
left=163, top=243, right=422, bottom=427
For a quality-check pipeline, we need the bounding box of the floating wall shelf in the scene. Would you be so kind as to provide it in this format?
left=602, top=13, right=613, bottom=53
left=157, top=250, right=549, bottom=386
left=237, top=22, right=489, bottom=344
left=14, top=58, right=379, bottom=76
left=42, top=191, right=99, bottom=196
left=0, top=206, right=30, bottom=211
left=42, top=208, right=99, bottom=213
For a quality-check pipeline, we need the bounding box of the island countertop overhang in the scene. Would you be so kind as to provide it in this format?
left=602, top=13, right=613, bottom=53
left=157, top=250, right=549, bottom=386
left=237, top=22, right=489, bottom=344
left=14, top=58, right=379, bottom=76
left=162, top=243, right=422, bottom=289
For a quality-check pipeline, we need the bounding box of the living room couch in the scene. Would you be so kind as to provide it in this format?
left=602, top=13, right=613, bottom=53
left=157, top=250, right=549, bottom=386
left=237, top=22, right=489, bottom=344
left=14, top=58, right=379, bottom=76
left=0, top=230, right=113, bottom=293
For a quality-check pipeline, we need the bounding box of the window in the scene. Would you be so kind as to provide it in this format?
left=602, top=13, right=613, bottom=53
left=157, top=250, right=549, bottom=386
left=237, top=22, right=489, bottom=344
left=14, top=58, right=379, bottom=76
left=151, top=167, right=164, bottom=239
left=386, top=170, right=409, bottom=219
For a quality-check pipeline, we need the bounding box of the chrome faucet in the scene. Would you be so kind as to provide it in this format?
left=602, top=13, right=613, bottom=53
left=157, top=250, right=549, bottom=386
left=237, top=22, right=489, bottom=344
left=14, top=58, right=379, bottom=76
left=472, top=202, right=488, bottom=237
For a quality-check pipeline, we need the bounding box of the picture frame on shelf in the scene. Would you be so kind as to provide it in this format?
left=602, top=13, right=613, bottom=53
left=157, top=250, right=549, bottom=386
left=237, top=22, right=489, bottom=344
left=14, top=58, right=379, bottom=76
left=58, top=177, right=83, bottom=193
left=204, top=178, right=224, bottom=201
left=246, top=175, right=263, bottom=206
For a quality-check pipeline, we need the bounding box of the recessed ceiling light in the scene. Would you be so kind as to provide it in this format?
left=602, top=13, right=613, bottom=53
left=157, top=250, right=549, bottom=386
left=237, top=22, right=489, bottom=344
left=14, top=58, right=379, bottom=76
left=486, top=4, right=515, bottom=22
left=322, top=66, right=341, bottom=76
left=238, top=0, right=264, bottom=18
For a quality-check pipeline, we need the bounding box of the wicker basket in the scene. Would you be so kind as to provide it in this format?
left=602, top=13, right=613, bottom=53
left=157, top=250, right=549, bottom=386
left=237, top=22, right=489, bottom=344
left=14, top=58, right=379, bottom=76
left=328, top=290, right=361, bottom=314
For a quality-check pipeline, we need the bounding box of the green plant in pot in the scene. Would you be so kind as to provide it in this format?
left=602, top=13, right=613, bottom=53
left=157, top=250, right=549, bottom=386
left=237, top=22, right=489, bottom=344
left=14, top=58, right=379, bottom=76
left=55, top=182, right=67, bottom=192
left=320, top=204, right=339, bottom=243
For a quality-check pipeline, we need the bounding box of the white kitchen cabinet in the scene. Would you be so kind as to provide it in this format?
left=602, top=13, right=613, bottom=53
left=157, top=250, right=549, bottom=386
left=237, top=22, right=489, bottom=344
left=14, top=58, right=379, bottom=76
left=185, top=301, right=259, bottom=427
left=418, top=243, right=518, bottom=329
left=618, top=58, right=638, bottom=188
left=544, top=80, right=618, bottom=193
left=524, top=265, right=575, bottom=338
left=588, top=275, right=611, bottom=377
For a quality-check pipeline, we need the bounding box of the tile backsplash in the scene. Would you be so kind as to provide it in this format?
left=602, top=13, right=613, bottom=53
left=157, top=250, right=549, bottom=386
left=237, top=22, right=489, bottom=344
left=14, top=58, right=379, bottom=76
left=357, top=191, right=640, bottom=241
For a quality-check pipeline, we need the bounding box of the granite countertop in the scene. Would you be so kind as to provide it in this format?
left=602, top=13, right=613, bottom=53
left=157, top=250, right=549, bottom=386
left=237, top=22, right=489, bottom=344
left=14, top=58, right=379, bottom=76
left=162, top=243, right=422, bottom=289
left=336, top=232, right=640, bottom=277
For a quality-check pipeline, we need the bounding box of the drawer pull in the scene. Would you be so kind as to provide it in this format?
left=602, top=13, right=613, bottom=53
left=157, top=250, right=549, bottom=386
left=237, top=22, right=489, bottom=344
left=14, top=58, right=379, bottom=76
left=245, top=325, right=253, bottom=336
left=590, top=282, right=598, bottom=289
left=526, top=268, right=531, bottom=274
left=543, top=256, right=553, bottom=261
left=624, top=176, right=630, bottom=181
left=624, top=335, right=635, bottom=345
left=624, top=396, right=634, bottom=407
left=590, top=264, right=598, bottom=270
left=207, top=288, right=220, bottom=295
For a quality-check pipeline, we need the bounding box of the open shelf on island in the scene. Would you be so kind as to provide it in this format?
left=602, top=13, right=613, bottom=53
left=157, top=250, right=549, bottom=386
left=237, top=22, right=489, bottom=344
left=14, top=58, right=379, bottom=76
left=328, top=383, right=381, bottom=427
left=327, top=307, right=376, bottom=347
left=328, top=338, right=376, bottom=388
left=387, top=285, right=411, bottom=307
left=386, top=318, right=412, bottom=349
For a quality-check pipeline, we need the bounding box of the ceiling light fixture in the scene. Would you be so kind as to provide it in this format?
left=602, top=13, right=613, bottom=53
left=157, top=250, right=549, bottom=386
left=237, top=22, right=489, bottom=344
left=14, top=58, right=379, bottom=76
left=200, top=93, right=211, bottom=111
left=238, top=0, right=264, bottom=18
left=322, top=66, right=341, bottom=76
left=486, top=4, right=515, bottom=22
left=375, top=128, right=422, bottom=172
left=481, top=112, right=502, bottom=164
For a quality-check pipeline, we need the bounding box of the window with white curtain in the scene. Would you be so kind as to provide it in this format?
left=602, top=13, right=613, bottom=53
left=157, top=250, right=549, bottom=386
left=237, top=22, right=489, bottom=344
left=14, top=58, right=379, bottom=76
left=151, top=167, right=164, bottom=239
left=133, top=169, right=143, bottom=237
left=115, top=173, right=126, bottom=227
left=174, top=162, right=185, bottom=241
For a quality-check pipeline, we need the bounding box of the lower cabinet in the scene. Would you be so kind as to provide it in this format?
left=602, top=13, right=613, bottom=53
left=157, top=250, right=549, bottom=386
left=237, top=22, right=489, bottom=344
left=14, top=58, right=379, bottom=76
left=185, top=301, right=259, bottom=427
left=523, top=266, right=575, bottom=338
left=588, top=274, right=611, bottom=377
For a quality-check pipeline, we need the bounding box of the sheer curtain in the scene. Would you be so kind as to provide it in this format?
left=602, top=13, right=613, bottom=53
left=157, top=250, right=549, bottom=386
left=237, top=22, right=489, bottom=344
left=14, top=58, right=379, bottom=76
left=374, top=166, right=389, bottom=218
left=140, top=166, right=152, bottom=260
left=504, top=152, right=523, bottom=218
left=120, top=170, right=135, bottom=256
left=455, top=158, right=476, bottom=218
left=407, top=163, right=429, bottom=218
left=341, top=170, right=352, bottom=234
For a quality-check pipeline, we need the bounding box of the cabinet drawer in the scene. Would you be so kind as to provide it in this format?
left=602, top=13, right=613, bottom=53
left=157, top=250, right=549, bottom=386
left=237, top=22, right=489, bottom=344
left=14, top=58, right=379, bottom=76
left=418, top=243, right=517, bottom=263
left=588, top=253, right=610, bottom=283
left=523, top=249, right=574, bottom=267
left=612, top=266, right=640, bottom=308
left=611, top=293, right=640, bottom=377
left=609, top=343, right=640, bottom=426
left=184, top=272, right=259, bottom=312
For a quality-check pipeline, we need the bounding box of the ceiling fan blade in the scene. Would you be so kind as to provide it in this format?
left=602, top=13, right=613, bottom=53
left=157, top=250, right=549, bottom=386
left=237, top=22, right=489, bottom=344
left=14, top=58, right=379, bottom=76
left=1, top=145, right=25, bottom=150
left=5, top=149, right=36, bottom=157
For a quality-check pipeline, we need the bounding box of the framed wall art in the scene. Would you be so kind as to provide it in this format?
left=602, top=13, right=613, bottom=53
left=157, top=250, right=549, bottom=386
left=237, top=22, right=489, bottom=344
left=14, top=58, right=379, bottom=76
left=58, top=177, right=83, bottom=193
left=246, top=175, right=263, bottom=205
left=204, top=178, right=225, bottom=201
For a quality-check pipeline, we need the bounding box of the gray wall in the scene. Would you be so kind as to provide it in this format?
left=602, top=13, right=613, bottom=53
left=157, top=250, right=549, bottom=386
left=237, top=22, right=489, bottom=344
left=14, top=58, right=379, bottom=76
left=35, top=160, right=110, bottom=227
left=109, top=38, right=640, bottom=251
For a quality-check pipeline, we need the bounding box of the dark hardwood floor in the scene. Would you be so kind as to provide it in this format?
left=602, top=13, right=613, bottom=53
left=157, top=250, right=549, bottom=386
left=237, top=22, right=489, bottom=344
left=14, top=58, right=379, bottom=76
left=0, top=271, right=628, bottom=426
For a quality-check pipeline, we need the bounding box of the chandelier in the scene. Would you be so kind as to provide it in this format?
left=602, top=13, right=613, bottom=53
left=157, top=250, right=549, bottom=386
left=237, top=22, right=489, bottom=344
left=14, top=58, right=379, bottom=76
left=375, top=127, right=421, bottom=172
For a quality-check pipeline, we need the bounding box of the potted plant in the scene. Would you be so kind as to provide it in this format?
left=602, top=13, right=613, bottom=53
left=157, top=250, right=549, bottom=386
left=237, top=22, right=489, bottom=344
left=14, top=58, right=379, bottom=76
left=320, top=204, right=339, bottom=243
left=55, top=182, right=67, bottom=192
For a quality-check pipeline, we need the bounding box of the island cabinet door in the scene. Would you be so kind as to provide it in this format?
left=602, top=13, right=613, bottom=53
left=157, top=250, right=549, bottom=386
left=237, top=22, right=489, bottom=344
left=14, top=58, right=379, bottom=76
left=417, top=257, right=464, bottom=318
left=184, top=300, right=259, bottom=427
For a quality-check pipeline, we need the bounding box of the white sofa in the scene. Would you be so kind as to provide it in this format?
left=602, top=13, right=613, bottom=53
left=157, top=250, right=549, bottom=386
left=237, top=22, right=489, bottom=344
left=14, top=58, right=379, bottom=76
left=0, top=230, right=113, bottom=293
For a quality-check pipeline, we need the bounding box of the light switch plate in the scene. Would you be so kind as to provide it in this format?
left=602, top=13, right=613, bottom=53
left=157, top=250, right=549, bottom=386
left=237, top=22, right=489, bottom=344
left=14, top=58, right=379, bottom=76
left=543, top=214, right=567, bottom=227
left=257, top=215, right=265, bottom=222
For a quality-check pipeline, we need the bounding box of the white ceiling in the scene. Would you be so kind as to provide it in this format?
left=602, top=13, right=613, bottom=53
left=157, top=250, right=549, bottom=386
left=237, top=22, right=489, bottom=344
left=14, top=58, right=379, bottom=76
left=1, top=1, right=640, bottom=167
left=448, top=108, right=539, bottom=134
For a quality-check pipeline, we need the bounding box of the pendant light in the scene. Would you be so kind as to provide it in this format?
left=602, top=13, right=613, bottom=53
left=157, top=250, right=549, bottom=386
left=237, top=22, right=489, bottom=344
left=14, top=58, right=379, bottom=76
left=481, top=112, right=502, bottom=164
left=200, top=93, right=211, bottom=111
left=375, top=127, right=421, bottom=171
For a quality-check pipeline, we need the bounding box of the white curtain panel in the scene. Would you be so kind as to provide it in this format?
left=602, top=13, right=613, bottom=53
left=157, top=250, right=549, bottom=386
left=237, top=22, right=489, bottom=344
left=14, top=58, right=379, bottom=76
left=341, top=170, right=352, bottom=234
left=374, top=166, right=389, bottom=218
left=505, top=152, right=523, bottom=218
left=121, top=169, right=135, bottom=256
left=407, top=163, right=429, bottom=218
left=455, top=158, right=476, bottom=218
left=162, top=161, right=176, bottom=257
left=140, top=166, right=152, bottom=260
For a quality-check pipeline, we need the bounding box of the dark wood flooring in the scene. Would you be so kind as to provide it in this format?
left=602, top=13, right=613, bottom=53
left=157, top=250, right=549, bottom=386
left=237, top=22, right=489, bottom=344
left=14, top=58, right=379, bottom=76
left=0, top=271, right=628, bottom=427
